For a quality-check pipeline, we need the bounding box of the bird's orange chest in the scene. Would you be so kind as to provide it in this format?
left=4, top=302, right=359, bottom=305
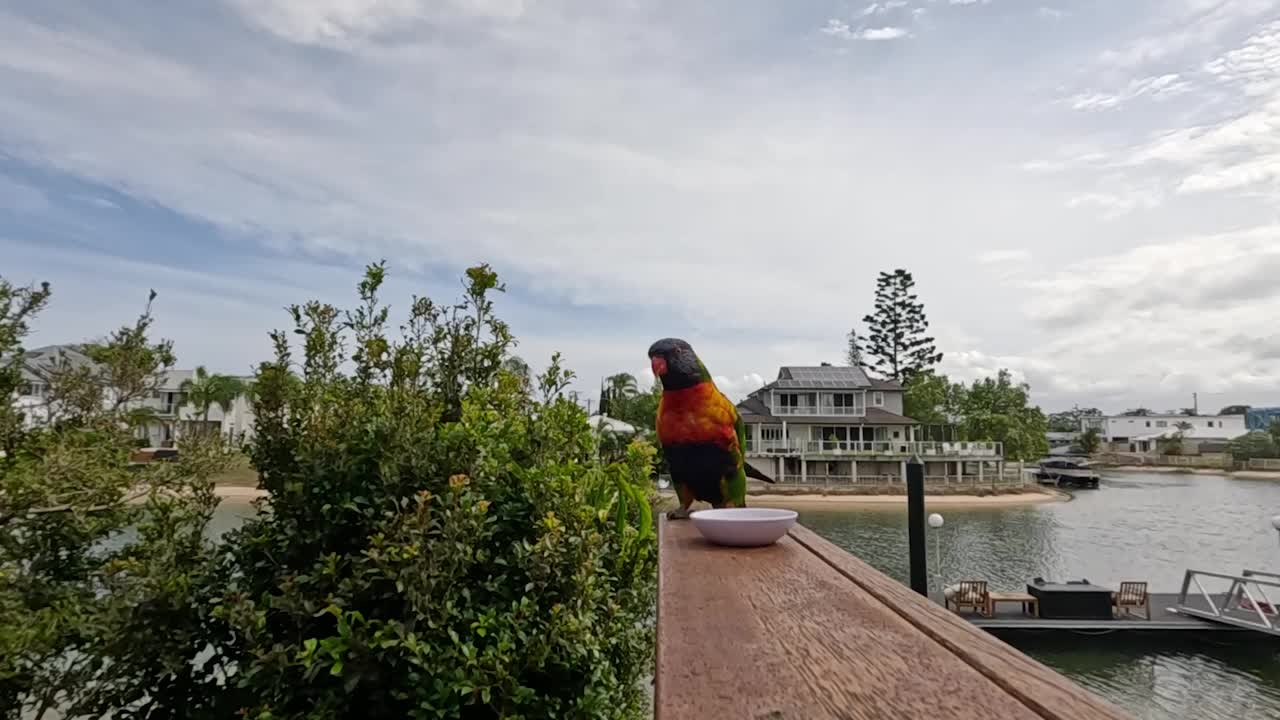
left=657, top=383, right=737, bottom=448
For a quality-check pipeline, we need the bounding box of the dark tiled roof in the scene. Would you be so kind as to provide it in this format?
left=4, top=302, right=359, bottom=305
left=869, top=378, right=902, bottom=390
left=736, top=394, right=775, bottom=421
left=863, top=408, right=917, bottom=425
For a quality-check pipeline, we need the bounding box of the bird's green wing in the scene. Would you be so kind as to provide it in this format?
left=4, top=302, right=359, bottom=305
left=727, top=397, right=749, bottom=507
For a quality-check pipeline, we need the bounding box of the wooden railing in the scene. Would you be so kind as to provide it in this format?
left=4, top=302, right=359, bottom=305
left=657, top=517, right=1131, bottom=719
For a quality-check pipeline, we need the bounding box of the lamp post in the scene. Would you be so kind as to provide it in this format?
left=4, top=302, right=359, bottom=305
left=929, top=513, right=944, bottom=594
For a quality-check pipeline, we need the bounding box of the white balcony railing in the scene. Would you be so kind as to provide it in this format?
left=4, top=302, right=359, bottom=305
left=747, top=440, right=1003, bottom=458
left=773, top=406, right=865, bottom=416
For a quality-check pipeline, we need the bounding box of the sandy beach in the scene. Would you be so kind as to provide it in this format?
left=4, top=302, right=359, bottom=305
left=746, top=490, right=1067, bottom=508
left=215, top=485, right=268, bottom=500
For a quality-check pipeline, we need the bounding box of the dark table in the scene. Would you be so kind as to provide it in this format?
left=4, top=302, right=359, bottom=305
left=1027, top=583, right=1114, bottom=620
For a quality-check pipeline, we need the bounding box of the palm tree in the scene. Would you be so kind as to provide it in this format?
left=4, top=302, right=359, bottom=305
left=180, top=366, right=246, bottom=433
left=606, top=373, right=639, bottom=399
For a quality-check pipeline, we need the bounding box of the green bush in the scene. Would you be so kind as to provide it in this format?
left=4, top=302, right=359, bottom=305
left=1, top=265, right=656, bottom=720
left=210, top=263, right=657, bottom=719
left=1, top=279, right=229, bottom=720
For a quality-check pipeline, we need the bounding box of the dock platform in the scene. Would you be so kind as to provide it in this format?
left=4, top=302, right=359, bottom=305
left=932, top=592, right=1268, bottom=636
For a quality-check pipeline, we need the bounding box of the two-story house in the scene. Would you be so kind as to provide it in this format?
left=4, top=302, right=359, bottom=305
left=10, top=344, right=254, bottom=446
left=736, top=365, right=1004, bottom=484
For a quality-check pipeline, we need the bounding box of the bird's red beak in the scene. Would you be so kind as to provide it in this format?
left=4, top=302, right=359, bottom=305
left=651, top=356, right=668, bottom=377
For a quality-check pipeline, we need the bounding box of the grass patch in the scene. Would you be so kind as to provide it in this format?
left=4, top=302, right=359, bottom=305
left=210, top=454, right=260, bottom=488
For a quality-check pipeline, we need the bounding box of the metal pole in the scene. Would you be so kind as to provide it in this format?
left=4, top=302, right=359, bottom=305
left=907, top=455, right=928, bottom=596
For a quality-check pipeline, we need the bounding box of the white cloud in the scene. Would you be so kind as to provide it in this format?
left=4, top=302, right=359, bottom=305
left=714, top=373, right=767, bottom=400
left=1203, top=20, right=1280, bottom=96
left=859, top=26, right=909, bottom=40
left=821, top=20, right=909, bottom=41
left=229, top=0, right=528, bottom=46
left=86, top=196, right=120, bottom=210
left=1064, top=189, right=1163, bottom=217
left=820, top=19, right=856, bottom=39
left=1065, top=73, right=1191, bottom=111
left=1097, top=0, right=1275, bottom=69
left=1038, top=7, right=1066, bottom=20
left=948, top=0, right=989, bottom=6
left=862, top=1, right=908, bottom=15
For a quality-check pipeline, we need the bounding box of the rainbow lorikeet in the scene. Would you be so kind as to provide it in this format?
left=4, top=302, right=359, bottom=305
left=648, top=338, right=775, bottom=519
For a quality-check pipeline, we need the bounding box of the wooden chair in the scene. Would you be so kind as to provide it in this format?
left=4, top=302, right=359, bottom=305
left=1113, top=581, right=1150, bottom=620
left=945, top=581, right=990, bottom=617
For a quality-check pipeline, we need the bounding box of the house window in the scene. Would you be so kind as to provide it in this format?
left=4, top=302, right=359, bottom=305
left=1156, top=420, right=1167, bottom=428
left=830, top=392, right=865, bottom=415
left=815, top=426, right=849, bottom=442
left=892, top=430, right=900, bottom=439
left=761, top=426, right=783, bottom=441
left=872, top=391, right=884, bottom=407
left=1145, top=421, right=1151, bottom=427
left=1207, top=420, right=1214, bottom=428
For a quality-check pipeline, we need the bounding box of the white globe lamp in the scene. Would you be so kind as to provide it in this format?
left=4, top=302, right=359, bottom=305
left=928, top=513, right=945, bottom=529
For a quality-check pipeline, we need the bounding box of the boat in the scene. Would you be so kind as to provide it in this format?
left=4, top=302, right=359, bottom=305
left=1035, top=458, right=1101, bottom=489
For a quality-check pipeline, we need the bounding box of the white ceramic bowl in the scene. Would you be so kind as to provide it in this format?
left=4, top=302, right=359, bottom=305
left=690, top=508, right=798, bottom=547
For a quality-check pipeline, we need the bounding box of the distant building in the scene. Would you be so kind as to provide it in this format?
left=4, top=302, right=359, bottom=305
left=1246, top=408, right=1280, bottom=431
left=1081, top=413, right=1247, bottom=454
left=736, top=365, right=1005, bottom=484
left=10, top=344, right=254, bottom=447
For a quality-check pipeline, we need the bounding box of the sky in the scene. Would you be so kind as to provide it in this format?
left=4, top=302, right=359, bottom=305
left=3, top=0, right=1280, bottom=415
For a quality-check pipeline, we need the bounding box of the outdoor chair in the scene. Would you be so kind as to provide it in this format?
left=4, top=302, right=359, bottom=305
left=1113, top=581, right=1150, bottom=620
left=944, top=580, right=990, bottom=617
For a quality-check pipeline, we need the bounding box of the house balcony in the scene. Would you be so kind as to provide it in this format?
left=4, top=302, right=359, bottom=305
left=772, top=406, right=864, bottom=417
left=746, top=439, right=1003, bottom=459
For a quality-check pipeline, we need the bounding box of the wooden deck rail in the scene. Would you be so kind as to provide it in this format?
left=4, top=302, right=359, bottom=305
left=656, top=518, right=1132, bottom=719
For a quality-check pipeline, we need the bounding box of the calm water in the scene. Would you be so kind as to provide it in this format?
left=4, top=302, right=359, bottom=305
left=798, top=471, right=1280, bottom=720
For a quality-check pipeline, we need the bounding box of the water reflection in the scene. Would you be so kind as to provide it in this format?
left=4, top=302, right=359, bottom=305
left=794, top=471, right=1280, bottom=720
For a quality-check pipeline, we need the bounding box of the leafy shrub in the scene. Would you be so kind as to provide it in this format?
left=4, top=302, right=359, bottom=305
left=208, top=263, right=657, bottom=719
left=1, top=265, right=656, bottom=720
left=0, top=279, right=228, bottom=719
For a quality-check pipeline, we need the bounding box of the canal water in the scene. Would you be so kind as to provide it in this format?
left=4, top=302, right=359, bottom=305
left=798, top=470, right=1280, bottom=720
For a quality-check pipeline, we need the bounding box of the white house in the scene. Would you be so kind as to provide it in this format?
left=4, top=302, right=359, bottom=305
left=132, top=369, right=257, bottom=447
left=11, top=344, right=255, bottom=447
left=736, top=365, right=1006, bottom=484
left=1080, top=413, right=1247, bottom=454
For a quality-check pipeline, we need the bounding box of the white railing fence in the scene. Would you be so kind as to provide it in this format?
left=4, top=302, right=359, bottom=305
left=747, top=439, right=1003, bottom=458
left=774, top=469, right=1027, bottom=487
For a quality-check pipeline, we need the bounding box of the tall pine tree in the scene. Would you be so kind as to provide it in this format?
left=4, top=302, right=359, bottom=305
left=861, top=269, right=942, bottom=382
left=846, top=328, right=865, bottom=368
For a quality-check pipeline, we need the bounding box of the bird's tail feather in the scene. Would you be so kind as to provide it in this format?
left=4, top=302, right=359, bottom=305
left=744, top=463, right=776, bottom=484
